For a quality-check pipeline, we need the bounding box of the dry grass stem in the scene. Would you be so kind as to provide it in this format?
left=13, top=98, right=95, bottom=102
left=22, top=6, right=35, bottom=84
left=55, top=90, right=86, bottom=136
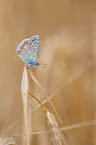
left=1, top=61, right=93, bottom=141
left=12, top=119, right=96, bottom=138
left=28, top=90, right=67, bottom=145
left=31, top=60, right=94, bottom=113
left=61, top=119, right=96, bottom=131
left=46, top=111, right=68, bottom=145
left=0, top=136, right=15, bottom=145
left=1, top=60, right=93, bottom=139
left=28, top=69, right=63, bottom=125
left=28, top=90, right=47, bottom=112
left=21, top=66, right=30, bottom=145
left=92, top=17, right=96, bottom=144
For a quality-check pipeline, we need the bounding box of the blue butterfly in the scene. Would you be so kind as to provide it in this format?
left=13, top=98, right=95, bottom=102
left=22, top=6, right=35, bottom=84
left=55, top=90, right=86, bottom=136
left=17, top=35, right=40, bottom=68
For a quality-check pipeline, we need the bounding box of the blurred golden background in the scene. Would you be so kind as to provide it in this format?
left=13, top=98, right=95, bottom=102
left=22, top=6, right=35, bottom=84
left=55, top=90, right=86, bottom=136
left=0, top=0, right=96, bottom=144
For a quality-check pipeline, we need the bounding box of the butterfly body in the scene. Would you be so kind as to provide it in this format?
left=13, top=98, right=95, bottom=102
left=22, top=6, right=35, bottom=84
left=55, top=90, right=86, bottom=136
left=27, top=61, right=39, bottom=68
left=17, top=35, right=40, bottom=68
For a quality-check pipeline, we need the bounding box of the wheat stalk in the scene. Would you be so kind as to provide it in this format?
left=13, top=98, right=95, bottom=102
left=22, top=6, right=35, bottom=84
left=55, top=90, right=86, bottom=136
left=21, top=66, right=30, bottom=145
left=28, top=69, right=63, bottom=126
left=1, top=60, right=93, bottom=138
left=28, top=91, right=68, bottom=145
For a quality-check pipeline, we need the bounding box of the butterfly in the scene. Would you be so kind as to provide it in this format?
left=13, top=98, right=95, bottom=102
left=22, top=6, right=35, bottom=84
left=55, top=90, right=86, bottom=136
left=17, top=35, right=40, bottom=68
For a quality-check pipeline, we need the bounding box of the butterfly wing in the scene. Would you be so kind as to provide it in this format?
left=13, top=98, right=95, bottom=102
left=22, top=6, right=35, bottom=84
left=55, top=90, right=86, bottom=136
left=17, top=35, right=40, bottom=64
left=29, top=35, right=40, bottom=61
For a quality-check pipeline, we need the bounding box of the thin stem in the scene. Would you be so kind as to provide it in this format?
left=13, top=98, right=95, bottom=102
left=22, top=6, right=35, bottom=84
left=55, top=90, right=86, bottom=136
left=1, top=60, right=94, bottom=136
left=21, top=67, right=30, bottom=145
left=28, top=90, right=47, bottom=112
left=61, top=120, right=96, bottom=131
left=28, top=69, right=63, bottom=126
left=1, top=116, right=23, bottom=136
left=10, top=119, right=96, bottom=141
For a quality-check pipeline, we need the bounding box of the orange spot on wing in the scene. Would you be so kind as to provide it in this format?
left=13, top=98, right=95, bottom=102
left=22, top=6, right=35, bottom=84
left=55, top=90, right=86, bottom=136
left=29, top=43, right=31, bottom=45
left=24, top=42, right=26, bottom=45
left=18, top=50, right=21, bottom=54
left=26, top=42, right=28, bottom=44
left=22, top=44, right=25, bottom=47
left=20, top=47, right=23, bottom=49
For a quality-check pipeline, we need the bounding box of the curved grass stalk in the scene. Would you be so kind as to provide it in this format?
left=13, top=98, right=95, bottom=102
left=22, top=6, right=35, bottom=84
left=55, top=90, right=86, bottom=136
left=28, top=91, right=68, bottom=145
left=31, top=60, right=94, bottom=112
left=28, top=69, right=63, bottom=126
left=1, top=60, right=94, bottom=137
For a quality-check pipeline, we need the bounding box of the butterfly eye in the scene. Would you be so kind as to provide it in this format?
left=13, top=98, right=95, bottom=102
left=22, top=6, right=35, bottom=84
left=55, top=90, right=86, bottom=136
left=36, top=62, right=39, bottom=66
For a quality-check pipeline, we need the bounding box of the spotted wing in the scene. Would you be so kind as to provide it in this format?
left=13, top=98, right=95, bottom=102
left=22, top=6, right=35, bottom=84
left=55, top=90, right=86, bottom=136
left=17, top=35, right=40, bottom=64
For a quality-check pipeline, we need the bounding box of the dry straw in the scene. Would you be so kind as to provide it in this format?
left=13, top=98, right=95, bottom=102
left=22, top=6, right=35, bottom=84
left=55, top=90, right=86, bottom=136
left=28, top=69, right=63, bottom=126
left=21, top=66, right=30, bottom=145
left=1, top=60, right=94, bottom=144
left=28, top=91, right=68, bottom=145
left=0, top=136, right=15, bottom=145
left=46, top=111, right=69, bottom=145
left=46, top=111, right=62, bottom=145
left=21, top=66, right=64, bottom=145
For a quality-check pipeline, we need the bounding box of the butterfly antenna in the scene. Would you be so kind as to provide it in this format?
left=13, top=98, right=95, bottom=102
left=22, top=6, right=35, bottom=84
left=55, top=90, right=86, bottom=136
left=39, top=62, right=47, bottom=68
left=40, top=63, right=46, bottom=68
left=41, top=62, right=47, bottom=65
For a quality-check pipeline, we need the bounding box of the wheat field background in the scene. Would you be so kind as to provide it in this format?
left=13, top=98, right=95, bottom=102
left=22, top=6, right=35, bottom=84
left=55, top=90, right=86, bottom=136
left=0, top=0, right=96, bottom=145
